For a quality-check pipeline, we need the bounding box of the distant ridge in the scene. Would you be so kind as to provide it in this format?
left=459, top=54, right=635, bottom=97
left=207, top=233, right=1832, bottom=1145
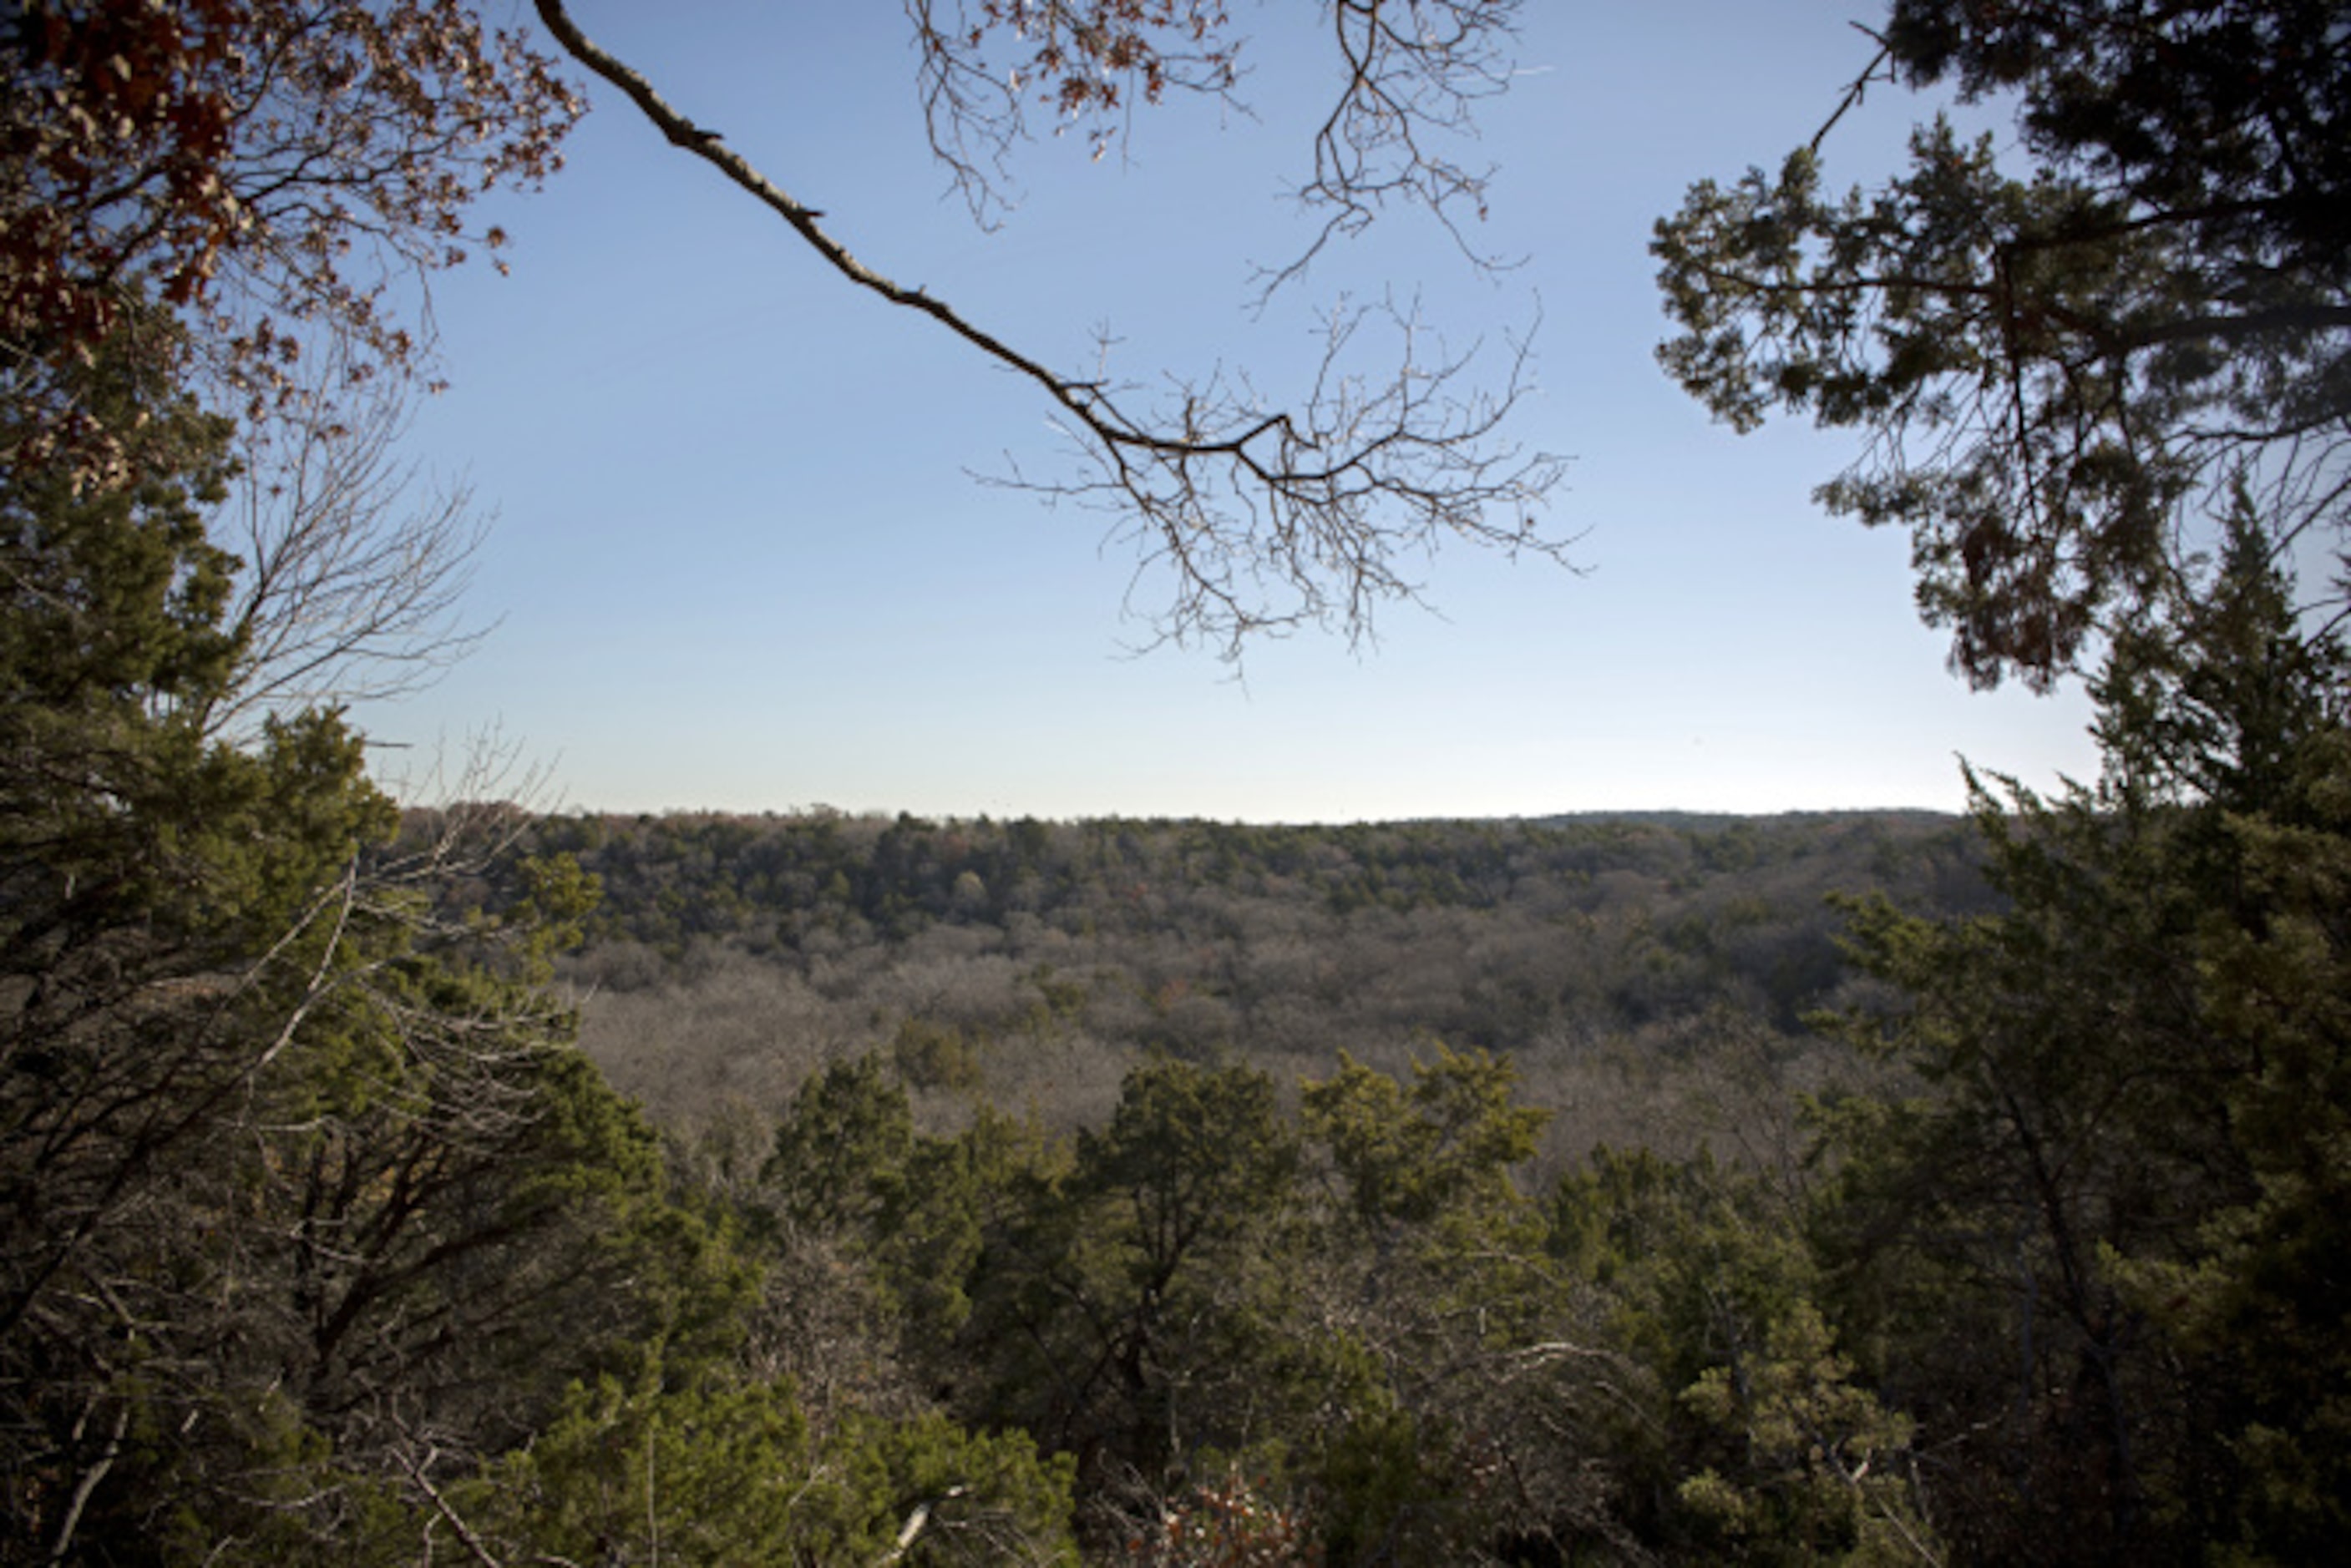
left=1518, top=807, right=1959, bottom=832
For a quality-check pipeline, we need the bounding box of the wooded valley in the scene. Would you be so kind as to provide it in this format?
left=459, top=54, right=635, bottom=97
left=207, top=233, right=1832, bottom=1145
left=444, top=716, right=2343, bottom=1566
left=515, top=808, right=1983, bottom=1166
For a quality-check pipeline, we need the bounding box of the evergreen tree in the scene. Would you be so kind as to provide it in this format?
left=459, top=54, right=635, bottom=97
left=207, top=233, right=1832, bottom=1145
left=1656, top=0, right=2350, bottom=689
left=0, top=326, right=743, bottom=1562
left=1818, top=516, right=2348, bottom=1561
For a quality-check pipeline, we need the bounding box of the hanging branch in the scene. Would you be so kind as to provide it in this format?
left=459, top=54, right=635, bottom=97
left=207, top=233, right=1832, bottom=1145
left=529, top=0, right=1568, bottom=655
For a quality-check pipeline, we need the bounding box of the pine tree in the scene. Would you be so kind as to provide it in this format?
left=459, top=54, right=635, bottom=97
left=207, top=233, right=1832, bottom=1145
left=1820, top=511, right=2349, bottom=1561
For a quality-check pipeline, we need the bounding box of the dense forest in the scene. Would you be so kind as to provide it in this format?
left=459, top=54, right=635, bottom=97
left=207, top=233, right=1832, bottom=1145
left=8, top=1, right=2347, bottom=1563
left=413, top=604, right=2345, bottom=1565
left=459, top=594, right=2341, bottom=1566
left=490, top=809, right=1986, bottom=1167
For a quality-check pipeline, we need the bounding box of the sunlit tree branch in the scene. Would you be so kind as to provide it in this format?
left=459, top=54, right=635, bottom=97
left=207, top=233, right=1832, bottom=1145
left=530, top=0, right=1567, bottom=655
left=1255, top=0, right=1524, bottom=301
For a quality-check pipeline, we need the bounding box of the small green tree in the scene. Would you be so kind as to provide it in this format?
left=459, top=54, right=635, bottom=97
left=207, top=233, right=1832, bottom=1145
left=958, top=1057, right=1302, bottom=1488
left=1304, top=1044, right=1551, bottom=1230
left=467, top=1374, right=1077, bottom=1566
left=1548, top=1145, right=1938, bottom=1563
left=1293, top=1049, right=1628, bottom=1565
left=1676, top=1302, right=1941, bottom=1567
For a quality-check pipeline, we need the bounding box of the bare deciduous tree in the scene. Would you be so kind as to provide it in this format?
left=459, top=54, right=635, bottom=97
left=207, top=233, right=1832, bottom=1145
left=210, top=349, right=492, bottom=738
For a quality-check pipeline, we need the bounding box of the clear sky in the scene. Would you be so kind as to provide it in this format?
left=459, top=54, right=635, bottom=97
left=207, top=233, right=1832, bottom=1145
left=354, top=1, right=2102, bottom=822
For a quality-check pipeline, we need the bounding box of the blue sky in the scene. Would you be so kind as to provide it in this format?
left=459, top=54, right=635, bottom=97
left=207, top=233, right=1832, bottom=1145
left=357, top=1, right=2100, bottom=822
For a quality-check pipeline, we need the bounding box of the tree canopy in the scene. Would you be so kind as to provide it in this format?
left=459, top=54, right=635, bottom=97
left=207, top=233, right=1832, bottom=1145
left=2, top=1, right=578, bottom=443
left=1655, top=0, right=2349, bottom=688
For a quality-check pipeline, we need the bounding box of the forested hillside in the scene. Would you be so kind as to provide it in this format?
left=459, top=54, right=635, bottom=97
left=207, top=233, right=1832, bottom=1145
left=478, top=810, right=1988, bottom=1168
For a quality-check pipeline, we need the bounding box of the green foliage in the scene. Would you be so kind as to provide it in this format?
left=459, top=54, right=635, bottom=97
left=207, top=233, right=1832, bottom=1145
left=752, top=1047, right=1626, bottom=1562
left=748, top=1055, right=1073, bottom=1419
left=951, top=1058, right=1303, bottom=1480
left=763, top=1052, right=919, bottom=1237
left=1082, top=1055, right=1300, bottom=1277
left=1304, top=1044, right=1548, bottom=1227
left=888, top=1101, right=1064, bottom=1349
left=1274, top=1051, right=1622, bottom=1564
left=1558, top=1149, right=1786, bottom=1333
left=1654, top=0, right=2350, bottom=689
left=1676, top=1301, right=1938, bottom=1567
left=894, top=1014, right=986, bottom=1091
left=0, top=313, right=242, bottom=706
left=470, top=1374, right=1076, bottom=1565
left=0, top=326, right=758, bottom=1563
left=2095, top=564, right=2351, bottom=1560
left=1813, top=525, right=2349, bottom=1560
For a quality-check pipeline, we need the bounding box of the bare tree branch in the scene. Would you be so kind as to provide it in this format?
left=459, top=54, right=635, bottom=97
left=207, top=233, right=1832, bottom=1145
left=1257, top=0, right=1528, bottom=301
left=529, top=0, right=1568, bottom=655
left=395, top=1446, right=509, bottom=1568
left=904, top=0, right=1246, bottom=225
left=209, top=347, right=491, bottom=740
left=997, top=294, right=1573, bottom=655
left=44, top=1396, right=128, bottom=1566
